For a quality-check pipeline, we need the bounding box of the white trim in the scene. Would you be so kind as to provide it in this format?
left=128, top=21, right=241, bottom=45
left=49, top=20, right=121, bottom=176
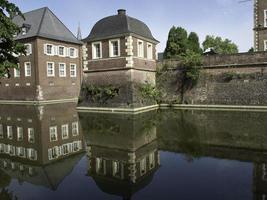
left=109, top=39, right=120, bottom=57
left=70, top=63, right=77, bottom=77
left=58, top=63, right=66, bottom=77
left=58, top=46, right=65, bottom=57
left=24, top=62, right=31, bottom=77
left=92, top=41, right=102, bottom=59
left=28, top=128, right=35, bottom=143
left=49, top=126, right=58, bottom=142
left=264, top=10, right=267, bottom=27
left=137, top=39, right=144, bottom=58
left=264, top=40, right=267, bottom=51
left=147, top=42, right=153, bottom=60
left=14, top=63, right=20, bottom=78
left=24, top=44, right=32, bottom=55
left=61, top=124, right=69, bottom=140
left=69, top=47, right=77, bottom=58
left=47, top=62, right=55, bottom=77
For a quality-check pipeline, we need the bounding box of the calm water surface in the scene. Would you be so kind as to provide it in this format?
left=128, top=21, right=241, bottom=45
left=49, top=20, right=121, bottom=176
left=0, top=103, right=266, bottom=200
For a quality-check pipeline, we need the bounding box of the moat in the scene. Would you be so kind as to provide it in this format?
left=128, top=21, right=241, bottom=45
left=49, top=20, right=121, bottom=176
left=0, top=103, right=266, bottom=200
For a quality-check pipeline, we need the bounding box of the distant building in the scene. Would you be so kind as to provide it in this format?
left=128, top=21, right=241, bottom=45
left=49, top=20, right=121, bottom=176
left=0, top=7, right=82, bottom=103
left=82, top=9, right=159, bottom=108
left=254, top=0, right=267, bottom=51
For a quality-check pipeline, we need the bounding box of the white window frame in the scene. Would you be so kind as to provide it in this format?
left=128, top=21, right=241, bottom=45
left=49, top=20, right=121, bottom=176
left=7, top=126, right=13, bottom=140
left=70, top=64, right=77, bottom=77
left=59, top=63, right=66, bottom=77
left=28, top=128, right=34, bottom=143
left=49, top=126, right=58, bottom=142
left=0, top=124, right=3, bottom=138
left=24, top=62, right=31, bottom=77
left=58, top=46, right=65, bottom=57
left=72, top=122, right=79, bottom=136
left=92, top=42, right=102, bottom=59
left=264, top=10, right=267, bottom=27
left=14, top=63, right=20, bottom=78
left=264, top=40, right=267, bottom=51
left=147, top=43, right=153, bottom=60
left=25, top=44, right=32, bottom=56
left=137, top=39, right=144, bottom=58
left=17, top=127, right=23, bottom=141
left=44, top=44, right=54, bottom=56
left=47, top=62, right=55, bottom=77
left=22, top=27, right=27, bottom=35
left=69, top=47, right=77, bottom=58
left=61, top=124, right=69, bottom=140
left=109, top=39, right=120, bottom=57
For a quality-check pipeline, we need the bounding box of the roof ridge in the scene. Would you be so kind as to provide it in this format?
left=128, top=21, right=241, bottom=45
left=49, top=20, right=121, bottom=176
left=36, top=7, right=47, bottom=36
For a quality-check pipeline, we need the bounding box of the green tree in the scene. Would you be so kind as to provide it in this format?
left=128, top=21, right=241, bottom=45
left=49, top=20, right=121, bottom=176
left=187, top=32, right=202, bottom=54
left=202, top=35, right=238, bottom=54
left=164, top=26, right=188, bottom=59
left=248, top=47, right=254, bottom=53
left=0, top=0, right=25, bottom=78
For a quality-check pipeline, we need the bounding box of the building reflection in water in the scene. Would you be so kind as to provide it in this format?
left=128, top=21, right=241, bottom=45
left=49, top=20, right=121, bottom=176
left=80, top=111, right=160, bottom=200
left=0, top=103, right=85, bottom=191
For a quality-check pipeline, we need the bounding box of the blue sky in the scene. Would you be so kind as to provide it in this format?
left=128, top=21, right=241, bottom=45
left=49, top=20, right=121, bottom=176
left=10, top=0, right=253, bottom=53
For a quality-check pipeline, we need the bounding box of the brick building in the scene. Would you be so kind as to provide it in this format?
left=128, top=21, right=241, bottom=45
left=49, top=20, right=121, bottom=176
left=254, top=0, right=267, bottom=51
left=0, top=7, right=82, bottom=103
left=81, top=9, right=159, bottom=109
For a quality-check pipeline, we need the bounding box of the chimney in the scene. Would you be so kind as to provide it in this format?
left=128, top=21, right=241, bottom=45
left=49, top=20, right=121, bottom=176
left=118, top=9, right=126, bottom=15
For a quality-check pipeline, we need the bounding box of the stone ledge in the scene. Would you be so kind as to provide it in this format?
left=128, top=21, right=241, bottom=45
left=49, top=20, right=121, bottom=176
left=159, top=104, right=267, bottom=112
left=0, top=98, right=78, bottom=105
left=77, top=104, right=159, bottom=114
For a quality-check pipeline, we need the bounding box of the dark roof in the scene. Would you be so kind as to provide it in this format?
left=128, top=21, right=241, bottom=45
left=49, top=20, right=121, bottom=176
left=13, top=7, right=82, bottom=45
left=83, top=10, right=159, bottom=43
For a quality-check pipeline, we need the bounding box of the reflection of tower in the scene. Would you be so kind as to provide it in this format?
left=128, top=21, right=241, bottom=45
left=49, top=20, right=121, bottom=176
left=81, top=111, right=160, bottom=199
left=0, top=103, right=85, bottom=190
left=253, top=162, right=267, bottom=200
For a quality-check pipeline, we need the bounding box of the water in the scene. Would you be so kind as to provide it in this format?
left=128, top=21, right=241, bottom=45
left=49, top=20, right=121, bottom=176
left=0, top=103, right=266, bottom=200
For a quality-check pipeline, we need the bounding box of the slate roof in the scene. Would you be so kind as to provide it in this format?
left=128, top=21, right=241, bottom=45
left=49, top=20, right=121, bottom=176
left=13, top=7, right=82, bottom=45
left=83, top=10, right=159, bottom=43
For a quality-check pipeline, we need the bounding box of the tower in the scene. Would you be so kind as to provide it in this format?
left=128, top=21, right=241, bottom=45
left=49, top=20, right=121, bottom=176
left=254, top=0, right=267, bottom=51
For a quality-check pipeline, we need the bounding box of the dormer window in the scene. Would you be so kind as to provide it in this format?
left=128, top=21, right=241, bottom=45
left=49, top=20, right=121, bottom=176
left=92, top=42, right=102, bottom=59
left=22, top=27, right=27, bottom=35
left=25, top=44, right=32, bottom=55
left=109, top=39, right=120, bottom=57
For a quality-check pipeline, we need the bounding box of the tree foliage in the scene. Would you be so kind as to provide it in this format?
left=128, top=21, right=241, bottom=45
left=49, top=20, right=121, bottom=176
left=187, top=32, right=202, bottom=54
left=0, top=0, right=25, bottom=78
left=202, top=35, right=238, bottom=54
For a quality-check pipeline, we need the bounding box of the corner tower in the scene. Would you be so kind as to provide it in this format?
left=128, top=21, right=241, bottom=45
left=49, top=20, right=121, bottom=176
left=81, top=9, right=159, bottom=110
left=254, top=0, right=267, bottom=51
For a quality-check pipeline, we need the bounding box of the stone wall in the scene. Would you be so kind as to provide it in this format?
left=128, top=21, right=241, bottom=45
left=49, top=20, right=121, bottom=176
left=157, top=52, right=267, bottom=106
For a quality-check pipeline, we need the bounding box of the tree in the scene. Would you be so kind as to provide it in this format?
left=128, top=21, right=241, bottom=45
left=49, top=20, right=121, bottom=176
left=248, top=47, right=254, bottom=53
left=164, top=26, right=188, bottom=59
left=187, top=32, right=202, bottom=54
left=0, top=0, right=26, bottom=78
left=202, top=35, right=238, bottom=54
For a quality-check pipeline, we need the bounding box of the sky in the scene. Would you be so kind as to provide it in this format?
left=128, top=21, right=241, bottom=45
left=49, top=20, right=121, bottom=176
left=10, top=0, right=254, bottom=53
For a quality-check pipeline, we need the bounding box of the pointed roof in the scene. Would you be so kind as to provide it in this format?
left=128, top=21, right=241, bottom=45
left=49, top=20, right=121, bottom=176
left=13, top=7, right=82, bottom=45
left=77, top=23, right=82, bottom=41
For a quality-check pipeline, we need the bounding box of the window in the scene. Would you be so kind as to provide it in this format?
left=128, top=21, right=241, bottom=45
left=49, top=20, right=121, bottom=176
left=22, top=27, right=27, bottom=35
left=7, top=126, right=13, bottom=140
left=58, top=46, right=65, bottom=56
left=49, top=126, right=57, bottom=142
left=112, top=161, right=123, bottom=179
left=109, top=39, right=120, bottom=57
left=140, top=157, right=147, bottom=176
left=72, top=122, right=79, bottom=136
left=92, top=42, right=102, bottom=59
left=147, top=43, right=153, bottom=60
left=61, top=124, right=69, bottom=139
left=44, top=44, right=53, bottom=55
left=265, top=10, right=267, bottom=27
left=17, top=147, right=25, bottom=157
left=62, top=144, right=70, bottom=155
left=96, top=158, right=106, bottom=175
left=137, top=40, right=144, bottom=58
left=0, top=124, right=3, bottom=138
left=47, top=62, right=55, bottom=77
left=24, top=62, right=31, bottom=77
left=25, top=44, right=32, bottom=55
left=27, top=148, right=37, bottom=160
left=48, top=147, right=59, bottom=160
left=149, top=152, right=155, bottom=169
left=14, top=63, right=20, bottom=78
left=17, top=127, right=23, bottom=141
left=70, top=64, right=77, bottom=77
left=69, top=48, right=76, bottom=58
left=28, top=128, right=34, bottom=143
left=59, top=63, right=66, bottom=77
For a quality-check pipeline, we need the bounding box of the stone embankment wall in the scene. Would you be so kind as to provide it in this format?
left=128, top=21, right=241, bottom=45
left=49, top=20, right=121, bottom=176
left=157, top=51, right=267, bottom=105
